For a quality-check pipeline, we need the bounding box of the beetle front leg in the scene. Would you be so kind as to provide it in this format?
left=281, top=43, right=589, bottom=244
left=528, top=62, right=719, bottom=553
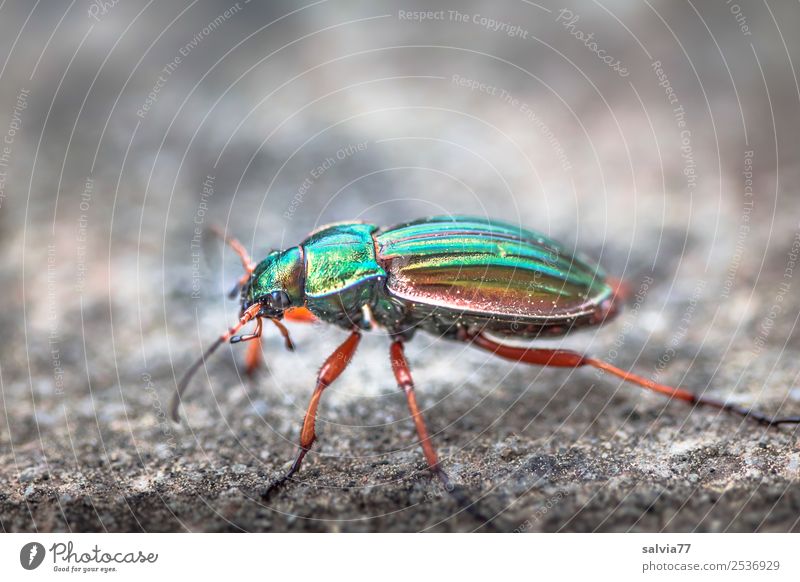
left=229, top=317, right=264, bottom=377
left=284, top=306, right=317, bottom=324
left=467, top=332, right=800, bottom=427
left=270, top=318, right=296, bottom=352
left=269, top=329, right=361, bottom=491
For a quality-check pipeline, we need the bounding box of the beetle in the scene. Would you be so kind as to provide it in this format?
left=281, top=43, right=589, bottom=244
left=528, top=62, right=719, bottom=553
left=171, top=216, right=800, bottom=491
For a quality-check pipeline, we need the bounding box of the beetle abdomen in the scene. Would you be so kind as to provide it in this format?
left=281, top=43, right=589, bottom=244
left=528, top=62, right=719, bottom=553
left=374, top=216, right=616, bottom=337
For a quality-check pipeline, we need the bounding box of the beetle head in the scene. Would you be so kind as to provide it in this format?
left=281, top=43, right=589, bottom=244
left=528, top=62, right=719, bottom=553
left=241, top=246, right=305, bottom=318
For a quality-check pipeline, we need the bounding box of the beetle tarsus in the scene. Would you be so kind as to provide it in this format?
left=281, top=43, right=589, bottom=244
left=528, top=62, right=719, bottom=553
left=260, top=448, right=308, bottom=502
left=688, top=396, right=800, bottom=426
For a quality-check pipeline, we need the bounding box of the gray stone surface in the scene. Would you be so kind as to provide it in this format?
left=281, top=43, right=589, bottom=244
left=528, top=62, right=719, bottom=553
left=1, top=1, right=799, bottom=532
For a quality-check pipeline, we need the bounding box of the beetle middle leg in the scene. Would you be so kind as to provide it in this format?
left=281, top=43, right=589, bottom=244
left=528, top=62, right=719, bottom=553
left=466, top=331, right=800, bottom=426
left=390, top=339, right=443, bottom=476
left=389, top=339, right=456, bottom=504
left=390, top=338, right=502, bottom=530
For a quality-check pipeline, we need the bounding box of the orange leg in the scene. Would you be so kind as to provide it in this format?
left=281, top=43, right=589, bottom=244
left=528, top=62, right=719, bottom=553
left=259, top=333, right=495, bottom=527
left=284, top=306, right=317, bottom=323
left=467, top=332, right=800, bottom=426
left=389, top=338, right=496, bottom=526
left=239, top=317, right=264, bottom=377
left=390, top=339, right=442, bottom=475
left=282, top=329, right=362, bottom=481
left=244, top=337, right=263, bottom=377
left=239, top=318, right=297, bottom=377
left=270, top=318, right=296, bottom=351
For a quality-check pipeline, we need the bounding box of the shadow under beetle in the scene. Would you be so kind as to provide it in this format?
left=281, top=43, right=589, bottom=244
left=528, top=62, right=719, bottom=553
left=172, top=216, right=800, bottom=494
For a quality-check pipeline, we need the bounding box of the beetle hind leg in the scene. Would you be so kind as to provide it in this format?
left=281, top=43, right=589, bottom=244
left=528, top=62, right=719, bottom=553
left=467, top=331, right=800, bottom=427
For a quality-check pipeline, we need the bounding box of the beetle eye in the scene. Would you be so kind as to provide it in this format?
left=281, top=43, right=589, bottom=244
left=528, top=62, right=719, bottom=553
left=269, top=290, right=291, bottom=309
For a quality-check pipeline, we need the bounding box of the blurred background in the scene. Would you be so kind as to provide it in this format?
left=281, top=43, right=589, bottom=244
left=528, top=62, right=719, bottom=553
left=2, top=0, right=800, bottom=532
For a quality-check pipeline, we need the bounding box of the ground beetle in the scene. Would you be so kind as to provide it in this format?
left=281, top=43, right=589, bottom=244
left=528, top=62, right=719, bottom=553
left=172, top=216, right=800, bottom=493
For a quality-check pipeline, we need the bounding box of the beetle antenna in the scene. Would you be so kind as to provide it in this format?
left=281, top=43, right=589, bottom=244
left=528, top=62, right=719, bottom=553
left=170, top=304, right=261, bottom=423
left=208, top=225, right=256, bottom=298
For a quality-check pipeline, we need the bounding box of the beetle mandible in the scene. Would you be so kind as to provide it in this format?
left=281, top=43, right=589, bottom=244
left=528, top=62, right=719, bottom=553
left=171, top=216, right=800, bottom=490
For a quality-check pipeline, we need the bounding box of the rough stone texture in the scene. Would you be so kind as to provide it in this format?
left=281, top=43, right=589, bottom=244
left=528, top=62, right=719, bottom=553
left=1, top=1, right=800, bottom=532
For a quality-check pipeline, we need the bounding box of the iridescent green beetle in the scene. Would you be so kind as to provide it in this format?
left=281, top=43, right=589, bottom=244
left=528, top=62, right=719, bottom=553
left=172, top=216, right=800, bottom=491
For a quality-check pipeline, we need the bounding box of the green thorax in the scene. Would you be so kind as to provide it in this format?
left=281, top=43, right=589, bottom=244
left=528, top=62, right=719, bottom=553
left=300, top=222, right=386, bottom=327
